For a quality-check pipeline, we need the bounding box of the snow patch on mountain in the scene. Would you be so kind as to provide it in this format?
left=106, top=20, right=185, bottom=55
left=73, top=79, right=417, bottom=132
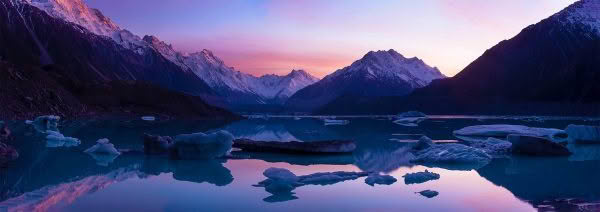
left=554, top=0, right=600, bottom=35
left=325, top=49, right=445, bottom=88
left=24, top=0, right=149, bottom=54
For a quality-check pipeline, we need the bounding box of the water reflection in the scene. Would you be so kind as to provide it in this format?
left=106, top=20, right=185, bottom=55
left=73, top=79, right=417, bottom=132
left=140, top=157, right=233, bottom=186
left=477, top=156, right=600, bottom=210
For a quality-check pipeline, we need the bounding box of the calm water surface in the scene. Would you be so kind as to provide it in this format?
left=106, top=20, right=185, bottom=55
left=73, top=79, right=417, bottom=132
left=1, top=116, right=599, bottom=212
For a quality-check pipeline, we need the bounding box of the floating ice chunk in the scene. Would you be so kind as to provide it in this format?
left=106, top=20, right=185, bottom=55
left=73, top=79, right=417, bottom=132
left=171, top=130, right=234, bottom=159
left=143, top=134, right=173, bottom=154
left=365, top=174, right=397, bottom=186
left=453, top=124, right=569, bottom=143
left=27, top=115, right=60, bottom=132
left=255, top=167, right=367, bottom=202
left=84, top=138, right=120, bottom=155
left=393, top=117, right=427, bottom=127
left=566, top=124, right=600, bottom=144
left=298, top=171, right=368, bottom=185
left=413, top=136, right=434, bottom=151
left=508, top=135, right=571, bottom=156
left=402, top=170, right=440, bottom=185
left=87, top=153, right=119, bottom=166
left=141, top=116, right=156, bottom=121
left=293, top=117, right=302, bottom=120
left=263, top=168, right=299, bottom=184
left=324, top=119, right=349, bottom=125
left=469, top=137, right=512, bottom=155
left=45, top=130, right=81, bottom=148
left=397, top=111, right=427, bottom=118
left=416, top=190, right=439, bottom=198
left=411, top=143, right=492, bottom=166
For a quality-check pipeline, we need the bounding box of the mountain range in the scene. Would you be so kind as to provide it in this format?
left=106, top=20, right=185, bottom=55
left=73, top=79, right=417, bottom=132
left=4, top=0, right=319, bottom=112
left=1, top=0, right=599, bottom=117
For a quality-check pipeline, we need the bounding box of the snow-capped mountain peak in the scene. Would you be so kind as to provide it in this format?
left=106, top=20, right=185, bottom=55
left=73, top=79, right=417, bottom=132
left=25, top=0, right=150, bottom=54
left=327, top=49, right=445, bottom=87
left=554, top=0, right=600, bottom=34
left=25, top=0, right=119, bottom=36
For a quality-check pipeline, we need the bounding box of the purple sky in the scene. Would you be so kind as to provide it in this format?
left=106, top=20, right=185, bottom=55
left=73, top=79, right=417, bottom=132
left=86, top=0, right=576, bottom=78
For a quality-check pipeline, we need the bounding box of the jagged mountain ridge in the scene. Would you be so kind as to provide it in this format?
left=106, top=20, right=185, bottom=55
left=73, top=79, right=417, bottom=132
left=143, top=35, right=320, bottom=106
left=13, top=0, right=319, bottom=109
left=286, top=49, right=446, bottom=112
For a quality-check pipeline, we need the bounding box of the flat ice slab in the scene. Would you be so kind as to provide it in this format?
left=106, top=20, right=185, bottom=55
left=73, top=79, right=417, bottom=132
left=453, top=124, right=569, bottom=143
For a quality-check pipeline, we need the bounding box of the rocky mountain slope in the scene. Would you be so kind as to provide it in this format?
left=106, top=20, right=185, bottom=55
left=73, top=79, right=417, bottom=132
left=286, top=49, right=445, bottom=112
left=318, top=0, right=600, bottom=115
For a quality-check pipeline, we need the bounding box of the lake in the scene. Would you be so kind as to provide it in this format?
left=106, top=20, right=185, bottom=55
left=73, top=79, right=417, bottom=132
left=1, top=116, right=599, bottom=212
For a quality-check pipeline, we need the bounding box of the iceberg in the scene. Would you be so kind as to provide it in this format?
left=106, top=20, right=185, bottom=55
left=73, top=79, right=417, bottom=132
left=171, top=130, right=234, bottom=159
left=143, top=134, right=173, bottom=154
left=397, top=111, right=427, bottom=118
left=263, top=167, right=300, bottom=184
left=411, top=143, right=492, bottom=168
left=298, top=171, right=368, bottom=185
left=416, top=190, right=439, bottom=198
left=393, top=117, right=426, bottom=127
left=255, top=167, right=367, bottom=202
left=141, top=116, right=156, bottom=121
left=402, top=170, right=440, bottom=185
left=394, top=111, right=428, bottom=127
left=365, top=174, right=397, bottom=186
left=453, top=124, right=569, bottom=143
left=87, top=153, right=119, bottom=166
left=324, top=119, right=349, bottom=125
left=469, top=137, right=512, bottom=155
left=565, top=124, right=600, bottom=144
left=84, top=138, right=120, bottom=155
left=26, top=115, right=60, bottom=132
left=413, top=136, right=434, bottom=151
left=508, top=135, right=571, bottom=156
left=45, top=130, right=81, bottom=148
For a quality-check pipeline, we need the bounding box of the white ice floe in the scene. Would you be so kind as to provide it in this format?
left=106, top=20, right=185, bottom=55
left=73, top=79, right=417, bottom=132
left=171, top=130, right=234, bottom=159
left=256, top=168, right=367, bottom=194
left=397, top=111, right=427, bottom=118
left=469, top=137, right=512, bottom=155
left=141, top=116, right=156, bottom=121
left=565, top=124, right=600, bottom=144
left=324, top=119, right=349, bottom=126
left=84, top=138, right=120, bottom=155
left=298, top=171, right=368, bottom=185
left=411, top=143, right=492, bottom=166
left=263, top=168, right=300, bottom=184
left=402, top=170, right=440, bottom=185
left=365, top=174, right=397, bottom=186
left=453, top=124, right=569, bottom=143
left=393, top=117, right=427, bottom=127
left=45, top=130, right=81, bottom=148
left=26, top=115, right=60, bottom=132
left=416, top=190, right=439, bottom=198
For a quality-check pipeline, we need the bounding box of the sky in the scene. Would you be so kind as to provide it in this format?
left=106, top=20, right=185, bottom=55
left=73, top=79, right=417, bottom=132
left=86, top=0, right=577, bottom=78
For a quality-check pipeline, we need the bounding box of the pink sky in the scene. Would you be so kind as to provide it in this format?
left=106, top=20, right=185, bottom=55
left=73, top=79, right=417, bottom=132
left=87, top=0, right=577, bottom=78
